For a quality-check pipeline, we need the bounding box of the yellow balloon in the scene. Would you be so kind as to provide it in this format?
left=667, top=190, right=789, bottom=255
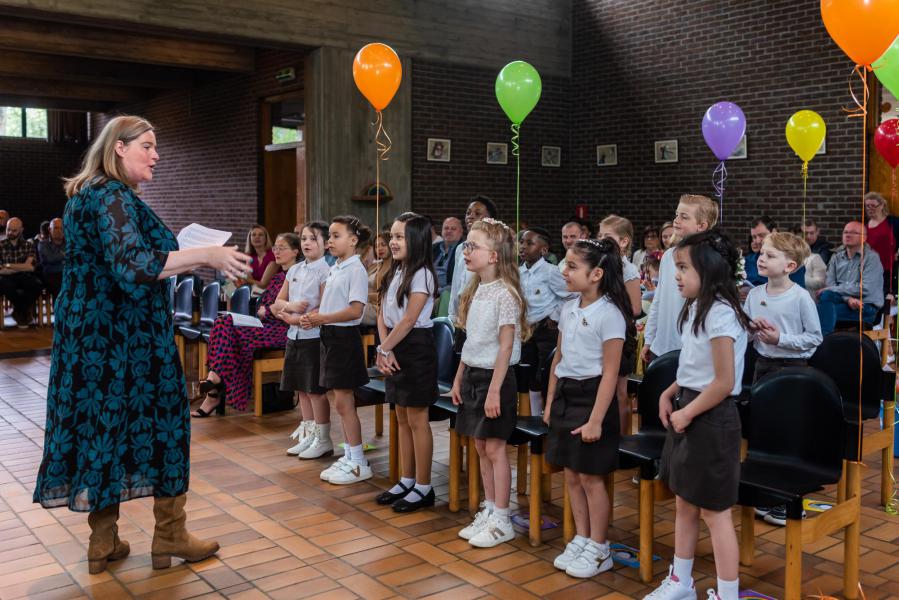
left=785, top=110, right=826, bottom=163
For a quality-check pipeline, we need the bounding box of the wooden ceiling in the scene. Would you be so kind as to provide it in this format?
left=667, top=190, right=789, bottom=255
left=0, top=15, right=257, bottom=112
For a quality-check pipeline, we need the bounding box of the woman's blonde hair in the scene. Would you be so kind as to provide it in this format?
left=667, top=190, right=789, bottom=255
left=245, top=224, right=273, bottom=257
left=63, top=115, right=154, bottom=198
left=865, top=191, right=888, bottom=217
left=456, top=219, right=531, bottom=341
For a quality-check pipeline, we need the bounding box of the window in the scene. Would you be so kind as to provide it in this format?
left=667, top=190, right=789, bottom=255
left=0, top=107, right=48, bottom=139
left=270, top=98, right=304, bottom=145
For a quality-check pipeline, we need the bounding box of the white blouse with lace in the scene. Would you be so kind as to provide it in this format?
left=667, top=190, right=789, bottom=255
left=460, top=280, right=522, bottom=369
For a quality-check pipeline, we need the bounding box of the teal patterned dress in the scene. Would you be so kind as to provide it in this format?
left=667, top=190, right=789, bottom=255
left=33, top=179, right=188, bottom=512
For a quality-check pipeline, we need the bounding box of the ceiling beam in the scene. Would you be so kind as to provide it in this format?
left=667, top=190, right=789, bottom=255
left=0, top=76, right=148, bottom=103
left=0, top=93, right=113, bottom=112
left=0, top=16, right=255, bottom=72
left=0, top=51, right=198, bottom=89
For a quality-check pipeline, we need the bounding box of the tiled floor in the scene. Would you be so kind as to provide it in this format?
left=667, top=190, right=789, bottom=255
left=1, top=352, right=898, bottom=599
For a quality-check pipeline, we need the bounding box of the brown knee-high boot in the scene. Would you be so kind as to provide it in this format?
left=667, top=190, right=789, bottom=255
left=151, top=494, right=220, bottom=569
left=87, top=503, right=130, bottom=574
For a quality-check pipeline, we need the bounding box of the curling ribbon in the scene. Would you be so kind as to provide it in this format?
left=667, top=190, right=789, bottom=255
left=801, top=161, right=809, bottom=234
left=511, top=123, right=521, bottom=233
left=372, top=110, right=392, bottom=290
left=712, top=161, right=727, bottom=223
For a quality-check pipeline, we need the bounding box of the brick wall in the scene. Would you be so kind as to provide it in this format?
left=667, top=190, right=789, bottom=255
left=411, top=59, right=572, bottom=249
left=570, top=0, right=864, bottom=247
left=0, top=138, right=83, bottom=237
left=92, top=49, right=306, bottom=246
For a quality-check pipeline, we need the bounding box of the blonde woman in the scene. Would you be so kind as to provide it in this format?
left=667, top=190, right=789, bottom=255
left=32, top=116, right=251, bottom=572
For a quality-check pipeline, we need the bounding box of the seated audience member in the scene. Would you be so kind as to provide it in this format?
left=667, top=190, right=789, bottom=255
left=0, top=210, right=8, bottom=241
left=561, top=221, right=583, bottom=253
left=745, top=216, right=805, bottom=287
left=191, top=233, right=300, bottom=416
left=790, top=225, right=826, bottom=298
left=802, top=218, right=833, bottom=265
left=433, top=216, right=463, bottom=292
left=641, top=250, right=663, bottom=314
left=363, top=232, right=392, bottom=326
left=38, top=218, right=65, bottom=298
left=632, top=225, right=661, bottom=269
left=0, top=217, right=43, bottom=327
left=864, top=191, right=899, bottom=303
left=33, top=220, right=50, bottom=245
left=816, top=221, right=884, bottom=335
left=659, top=221, right=675, bottom=249
left=242, top=224, right=278, bottom=293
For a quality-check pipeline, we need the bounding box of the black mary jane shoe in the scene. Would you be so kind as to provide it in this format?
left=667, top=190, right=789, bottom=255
left=392, top=487, right=436, bottom=513
left=375, top=482, right=411, bottom=505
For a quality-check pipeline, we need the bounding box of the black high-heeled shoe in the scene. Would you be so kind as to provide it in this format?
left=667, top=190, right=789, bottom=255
left=191, top=390, right=225, bottom=418
left=198, top=378, right=224, bottom=395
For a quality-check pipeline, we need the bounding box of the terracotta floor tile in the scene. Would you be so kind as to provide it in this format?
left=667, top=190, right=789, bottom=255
left=267, top=576, right=342, bottom=600
left=338, top=572, right=395, bottom=600
left=254, top=565, right=322, bottom=592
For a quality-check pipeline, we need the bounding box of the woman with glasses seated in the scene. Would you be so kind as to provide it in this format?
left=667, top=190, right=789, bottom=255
left=192, top=233, right=301, bottom=416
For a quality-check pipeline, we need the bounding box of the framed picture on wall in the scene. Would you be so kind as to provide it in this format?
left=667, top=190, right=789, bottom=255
left=486, top=142, right=508, bottom=165
left=729, top=135, right=748, bottom=160
left=596, top=144, right=618, bottom=167
left=817, top=137, right=826, bottom=155
left=427, top=138, right=451, bottom=162
left=542, top=145, right=561, bottom=167
left=654, top=139, right=678, bottom=163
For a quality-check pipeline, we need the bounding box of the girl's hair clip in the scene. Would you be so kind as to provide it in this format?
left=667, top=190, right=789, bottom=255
left=577, top=238, right=603, bottom=247
left=480, top=217, right=510, bottom=230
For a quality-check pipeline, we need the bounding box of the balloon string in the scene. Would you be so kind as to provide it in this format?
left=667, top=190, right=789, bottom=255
left=854, top=65, right=868, bottom=467
left=511, top=123, right=521, bottom=233
left=373, top=110, right=392, bottom=292
left=712, top=161, right=727, bottom=223
left=802, top=161, right=808, bottom=230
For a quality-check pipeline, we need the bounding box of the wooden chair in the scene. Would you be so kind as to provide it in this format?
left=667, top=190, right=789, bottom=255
left=252, top=348, right=286, bottom=416
left=738, top=367, right=857, bottom=600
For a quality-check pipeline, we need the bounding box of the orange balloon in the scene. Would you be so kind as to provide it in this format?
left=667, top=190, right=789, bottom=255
left=353, top=43, right=402, bottom=111
left=821, top=0, right=899, bottom=66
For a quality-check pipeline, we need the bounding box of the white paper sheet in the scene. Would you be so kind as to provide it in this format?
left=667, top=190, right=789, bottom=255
left=219, top=312, right=263, bottom=328
left=177, top=223, right=232, bottom=249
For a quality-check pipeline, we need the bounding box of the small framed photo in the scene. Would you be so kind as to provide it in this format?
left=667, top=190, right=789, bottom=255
left=817, top=137, right=826, bottom=155
left=596, top=144, right=618, bottom=167
left=729, top=135, right=748, bottom=160
left=486, top=142, right=508, bottom=165
left=427, top=138, right=451, bottom=162
left=654, top=139, right=678, bottom=163
left=541, top=145, right=561, bottom=167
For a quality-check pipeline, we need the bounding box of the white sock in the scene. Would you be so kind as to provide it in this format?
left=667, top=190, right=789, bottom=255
left=528, top=391, right=543, bottom=415
left=414, top=482, right=432, bottom=495
left=388, top=477, right=415, bottom=494
left=485, top=500, right=495, bottom=513
left=717, top=578, right=739, bottom=600
left=348, top=444, right=366, bottom=463
left=494, top=506, right=510, bottom=519
left=672, top=555, right=693, bottom=587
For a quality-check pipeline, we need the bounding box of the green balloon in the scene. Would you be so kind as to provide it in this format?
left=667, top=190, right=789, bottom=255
left=873, top=35, right=899, bottom=101
left=495, top=61, right=542, bottom=125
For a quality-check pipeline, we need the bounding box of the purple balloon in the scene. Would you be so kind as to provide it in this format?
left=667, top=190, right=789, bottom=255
left=702, top=101, right=746, bottom=161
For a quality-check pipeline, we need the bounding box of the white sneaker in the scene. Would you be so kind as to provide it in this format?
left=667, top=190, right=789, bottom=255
left=320, top=455, right=348, bottom=480
left=458, top=504, right=491, bottom=540
left=643, top=566, right=697, bottom=600
left=327, top=460, right=373, bottom=485
left=553, top=536, right=587, bottom=570
left=301, top=425, right=334, bottom=460
left=468, top=513, right=515, bottom=548
left=565, top=540, right=613, bottom=578
left=705, top=591, right=720, bottom=600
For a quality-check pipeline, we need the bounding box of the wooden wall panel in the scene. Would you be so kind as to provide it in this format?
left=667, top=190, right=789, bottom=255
left=0, top=0, right=571, bottom=76
left=305, top=46, right=412, bottom=229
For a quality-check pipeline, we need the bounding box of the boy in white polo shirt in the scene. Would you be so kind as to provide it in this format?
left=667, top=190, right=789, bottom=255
left=641, top=194, right=718, bottom=365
